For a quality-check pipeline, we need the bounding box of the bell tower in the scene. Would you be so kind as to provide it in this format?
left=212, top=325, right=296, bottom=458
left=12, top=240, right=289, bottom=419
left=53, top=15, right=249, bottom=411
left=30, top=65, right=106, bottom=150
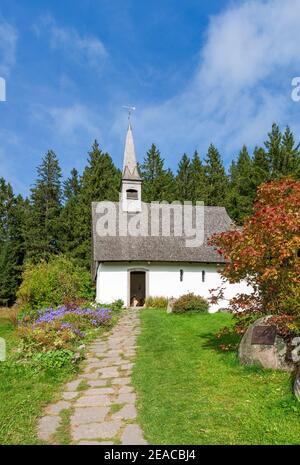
left=121, top=122, right=142, bottom=212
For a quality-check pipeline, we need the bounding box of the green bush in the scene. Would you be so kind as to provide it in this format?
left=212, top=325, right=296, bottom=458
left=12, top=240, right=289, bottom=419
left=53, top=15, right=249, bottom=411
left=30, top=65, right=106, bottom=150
left=145, top=296, right=168, bottom=309
left=110, top=299, right=124, bottom=311
left=32, top=349, right=76, bottom=369
left=172, top=293, right=209, bottom=314
left=17, top=255, right=95, bottom=315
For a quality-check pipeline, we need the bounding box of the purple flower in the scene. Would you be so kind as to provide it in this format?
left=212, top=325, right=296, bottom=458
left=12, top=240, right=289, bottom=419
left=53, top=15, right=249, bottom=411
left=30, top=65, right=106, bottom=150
left=34, top=305, right=111, bottom=331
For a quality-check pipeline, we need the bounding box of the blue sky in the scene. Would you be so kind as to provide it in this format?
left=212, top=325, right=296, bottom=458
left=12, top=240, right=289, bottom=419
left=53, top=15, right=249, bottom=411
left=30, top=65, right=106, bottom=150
left=1, top=0, right=300, bottom=195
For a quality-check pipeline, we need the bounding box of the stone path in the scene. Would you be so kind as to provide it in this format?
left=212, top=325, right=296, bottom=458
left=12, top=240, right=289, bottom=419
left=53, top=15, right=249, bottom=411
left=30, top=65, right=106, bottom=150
left=38, top=308, right=147, bottom=445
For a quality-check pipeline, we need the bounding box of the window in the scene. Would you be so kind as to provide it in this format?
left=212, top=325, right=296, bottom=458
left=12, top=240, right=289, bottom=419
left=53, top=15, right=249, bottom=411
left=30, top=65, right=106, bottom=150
left=180, top=269, right=184, bottom=281
left=126, top=189, right=138, bottom=200
left=202, top=270, right=205, bottom=282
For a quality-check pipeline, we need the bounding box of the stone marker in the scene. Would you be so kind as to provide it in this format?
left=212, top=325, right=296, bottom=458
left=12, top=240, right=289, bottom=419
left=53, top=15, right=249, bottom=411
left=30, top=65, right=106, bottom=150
left=251, top=325, right=276, bottom=345
left=167, top=298, right=176, bottom=313
left=238, top=316, right=294, bottom=372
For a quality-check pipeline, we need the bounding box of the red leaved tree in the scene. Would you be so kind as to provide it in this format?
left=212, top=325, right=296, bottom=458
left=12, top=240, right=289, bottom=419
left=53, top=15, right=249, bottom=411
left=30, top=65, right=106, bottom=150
left=211, top=178, right=300, bottom=317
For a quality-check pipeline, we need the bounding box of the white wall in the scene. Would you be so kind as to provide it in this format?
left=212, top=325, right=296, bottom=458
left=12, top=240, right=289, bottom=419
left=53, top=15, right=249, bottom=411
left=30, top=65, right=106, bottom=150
left=96, top=262, right=250, bottom=313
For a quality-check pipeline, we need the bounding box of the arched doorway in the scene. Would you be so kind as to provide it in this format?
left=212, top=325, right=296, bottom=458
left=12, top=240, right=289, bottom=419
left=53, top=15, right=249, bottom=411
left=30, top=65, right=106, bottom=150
left=128, top=270, right=147, bottom=307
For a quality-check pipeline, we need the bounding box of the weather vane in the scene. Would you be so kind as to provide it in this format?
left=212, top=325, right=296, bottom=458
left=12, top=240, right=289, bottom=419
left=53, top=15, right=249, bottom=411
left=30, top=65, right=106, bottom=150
left=123, top=105, right=136, bottom=122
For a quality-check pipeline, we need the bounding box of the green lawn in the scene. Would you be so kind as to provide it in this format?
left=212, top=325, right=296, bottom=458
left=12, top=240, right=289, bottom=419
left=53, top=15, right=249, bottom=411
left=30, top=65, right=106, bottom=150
left=0, top=317, right=75, bottom=444
left=132, top=309, right=300, bottom=445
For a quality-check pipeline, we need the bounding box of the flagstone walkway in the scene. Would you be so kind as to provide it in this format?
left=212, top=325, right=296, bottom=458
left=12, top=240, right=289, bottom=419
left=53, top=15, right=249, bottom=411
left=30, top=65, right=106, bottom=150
left=37, top=308, right=147, bottom=445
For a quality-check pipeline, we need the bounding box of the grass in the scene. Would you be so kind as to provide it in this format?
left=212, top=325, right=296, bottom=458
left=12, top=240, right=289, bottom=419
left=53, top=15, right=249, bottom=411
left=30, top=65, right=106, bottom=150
left=77, top=379, right=89, bottom=391
left=110, top=403, right=125, bottom=414
left=54, top=408, right=73, bottom=445
left=132, top=309, right=300, bottom=445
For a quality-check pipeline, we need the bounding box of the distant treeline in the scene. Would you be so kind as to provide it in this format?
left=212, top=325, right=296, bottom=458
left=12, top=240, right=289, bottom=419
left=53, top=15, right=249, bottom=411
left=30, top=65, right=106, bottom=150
left=0, top=122, right=300, bottom=305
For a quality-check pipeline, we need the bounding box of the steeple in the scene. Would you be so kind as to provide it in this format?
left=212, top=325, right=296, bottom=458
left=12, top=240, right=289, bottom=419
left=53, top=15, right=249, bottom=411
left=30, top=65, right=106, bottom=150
left=122, top=123, right=141, bottom=181
left=121, top=123, right=142, bottom=212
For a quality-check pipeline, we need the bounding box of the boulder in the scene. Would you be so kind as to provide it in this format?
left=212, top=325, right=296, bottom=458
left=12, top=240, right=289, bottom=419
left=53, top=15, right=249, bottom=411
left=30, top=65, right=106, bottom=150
left=294, top=369, right=300, bottom=401
left=167, top=298, right=176, bottom=314
left=238, top=316, right=294, bottom=372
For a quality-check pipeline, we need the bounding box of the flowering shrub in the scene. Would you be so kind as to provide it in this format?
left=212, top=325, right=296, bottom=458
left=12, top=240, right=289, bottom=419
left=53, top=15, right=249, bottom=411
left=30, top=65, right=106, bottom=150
left=267, top=315, right=300, bottom=340
left=209, top=178, right=300, bottom=346
left=17, top=305, right=111, bottom=360
left=18, top=320, right=82, bottom=353
left=35, top=306, right=111, bottom=329
left=172, top=293, right=209, bottom=314
left=210, top=178, right=300, bottom=317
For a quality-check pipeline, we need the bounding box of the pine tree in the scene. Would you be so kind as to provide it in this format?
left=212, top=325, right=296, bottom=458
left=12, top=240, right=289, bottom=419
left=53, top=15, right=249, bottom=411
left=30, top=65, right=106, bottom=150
left=24, top=150, right=62, bottom=262
left=60, top=168, right=82, bottom=259
left=175, top=153, right=193, bottom=202
left=73, top=141, right=121, bottom=268
left=226, top=145, right=254, bottom=223
left=190, top=151, right=208, bottom=204
left=63, top=168, right=81, bottom=202
left=264, top=123, right=282, bottom=178
left=140, top=144, right=175, bottom=202
left=281, top=126, right=300, bottom=176
left=251, top=146, right=270, bottom=188
left=0, top=179, right=25, bottom=305
left=264, top=123, right=300, bottom=179
left=204, top=144, right=228, bottom=206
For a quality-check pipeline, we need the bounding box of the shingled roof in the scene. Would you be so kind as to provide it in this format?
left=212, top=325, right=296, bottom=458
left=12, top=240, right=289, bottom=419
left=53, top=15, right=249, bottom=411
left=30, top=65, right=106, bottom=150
left=91, top=202, right=234, bottom=264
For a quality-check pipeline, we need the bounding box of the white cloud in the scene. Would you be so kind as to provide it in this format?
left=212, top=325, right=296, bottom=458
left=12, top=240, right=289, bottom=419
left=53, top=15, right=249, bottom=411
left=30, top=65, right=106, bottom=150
left=0, top=131, right=27, bottom=193
left=49, top=104, right=100, bottom=136
left=127, top=0, right=300, bottom=164
left=0, top=20, right=17, bottom=76
left=31, top=103, right=101, bottom=139
left=33, top=16, right=107, bottom=70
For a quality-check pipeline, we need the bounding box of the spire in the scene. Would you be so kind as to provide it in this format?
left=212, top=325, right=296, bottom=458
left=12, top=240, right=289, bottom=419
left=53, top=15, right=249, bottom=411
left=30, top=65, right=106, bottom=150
left=122, top=123, right=141, bottom=181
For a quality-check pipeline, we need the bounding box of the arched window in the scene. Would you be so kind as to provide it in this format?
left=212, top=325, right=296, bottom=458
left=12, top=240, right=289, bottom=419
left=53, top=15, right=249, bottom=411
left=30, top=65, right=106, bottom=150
left=126, top=189, right=138, bottom=200
left=180, top=269, right=184, bottom=281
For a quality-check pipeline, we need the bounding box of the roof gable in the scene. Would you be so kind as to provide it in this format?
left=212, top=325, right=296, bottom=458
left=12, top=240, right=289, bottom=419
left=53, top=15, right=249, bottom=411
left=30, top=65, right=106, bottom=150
left=92, top=202, right=234, bottom=263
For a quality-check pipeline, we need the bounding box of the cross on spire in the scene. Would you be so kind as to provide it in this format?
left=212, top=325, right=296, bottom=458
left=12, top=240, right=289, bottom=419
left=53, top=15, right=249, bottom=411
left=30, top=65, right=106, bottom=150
left=122, top=105, right=136, bottom=124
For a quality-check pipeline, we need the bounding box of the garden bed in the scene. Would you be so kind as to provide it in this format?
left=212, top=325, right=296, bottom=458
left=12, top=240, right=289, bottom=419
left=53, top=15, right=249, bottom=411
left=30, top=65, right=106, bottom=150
left=0, top=304, right=122, bottom=444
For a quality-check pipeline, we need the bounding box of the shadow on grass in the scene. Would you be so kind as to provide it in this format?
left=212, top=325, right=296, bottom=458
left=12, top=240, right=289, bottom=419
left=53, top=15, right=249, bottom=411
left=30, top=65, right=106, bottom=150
left=198, top=330, right=297, bottom=381
left=199, top=329, right=241, bottom=354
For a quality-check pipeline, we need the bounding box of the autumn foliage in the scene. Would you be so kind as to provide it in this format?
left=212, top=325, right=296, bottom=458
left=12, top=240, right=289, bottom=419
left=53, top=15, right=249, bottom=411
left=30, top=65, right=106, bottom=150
left=211, top=178, right=300, bottom=317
